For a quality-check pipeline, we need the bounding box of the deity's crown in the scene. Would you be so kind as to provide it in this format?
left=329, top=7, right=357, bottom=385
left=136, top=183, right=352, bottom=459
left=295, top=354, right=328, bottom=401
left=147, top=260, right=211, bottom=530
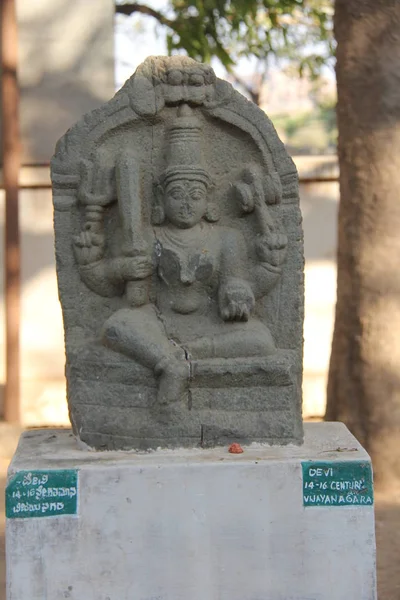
left=161, top=104, right=211, bottom=187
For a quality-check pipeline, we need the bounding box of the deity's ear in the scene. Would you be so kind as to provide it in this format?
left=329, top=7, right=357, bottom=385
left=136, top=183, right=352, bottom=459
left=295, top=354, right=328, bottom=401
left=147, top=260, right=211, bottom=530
left=152, top=184, right=165, bottom=225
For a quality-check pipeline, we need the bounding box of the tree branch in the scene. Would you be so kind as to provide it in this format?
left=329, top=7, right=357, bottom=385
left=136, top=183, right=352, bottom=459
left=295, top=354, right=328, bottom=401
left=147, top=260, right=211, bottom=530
left=115, top=2, right=174, bottom=28
left=231, top=72, right=260, bottom=105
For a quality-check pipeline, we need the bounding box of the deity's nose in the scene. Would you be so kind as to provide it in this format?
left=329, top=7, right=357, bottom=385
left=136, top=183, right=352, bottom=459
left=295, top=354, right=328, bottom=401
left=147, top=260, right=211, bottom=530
left=182, top=196, right=191, bottom=208
left=180, top=267, right=195, bottom=285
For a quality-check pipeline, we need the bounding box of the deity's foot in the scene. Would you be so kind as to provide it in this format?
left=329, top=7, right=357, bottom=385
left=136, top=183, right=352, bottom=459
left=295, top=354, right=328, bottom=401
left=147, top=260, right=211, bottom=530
left=155, top=357, right=190, bottom=406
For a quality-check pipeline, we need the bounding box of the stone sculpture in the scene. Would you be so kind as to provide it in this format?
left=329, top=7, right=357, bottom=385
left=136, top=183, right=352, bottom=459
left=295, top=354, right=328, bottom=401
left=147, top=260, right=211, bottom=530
left=51, top=56, right=304, bottom=450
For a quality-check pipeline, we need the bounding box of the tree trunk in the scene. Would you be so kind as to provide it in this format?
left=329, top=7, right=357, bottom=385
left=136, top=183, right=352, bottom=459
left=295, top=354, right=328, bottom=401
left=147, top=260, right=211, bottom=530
left=326, top=0, right=400, bottom=488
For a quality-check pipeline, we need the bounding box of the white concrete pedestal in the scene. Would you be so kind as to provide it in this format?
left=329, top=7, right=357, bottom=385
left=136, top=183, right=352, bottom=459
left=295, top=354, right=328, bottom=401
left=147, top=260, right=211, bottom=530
left=6, top=423, right=376, bottom=600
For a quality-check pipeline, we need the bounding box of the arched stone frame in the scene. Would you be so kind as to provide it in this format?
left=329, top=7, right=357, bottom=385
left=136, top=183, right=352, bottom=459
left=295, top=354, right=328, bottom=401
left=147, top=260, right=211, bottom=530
left=51, top=58, right=304, bottom=450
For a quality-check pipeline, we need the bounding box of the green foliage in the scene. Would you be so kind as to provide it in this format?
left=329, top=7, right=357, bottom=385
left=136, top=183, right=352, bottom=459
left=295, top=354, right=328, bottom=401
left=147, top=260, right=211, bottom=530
left=273, top=93, right=337, bottom=154
left=116, top=0, right=334, bottom=76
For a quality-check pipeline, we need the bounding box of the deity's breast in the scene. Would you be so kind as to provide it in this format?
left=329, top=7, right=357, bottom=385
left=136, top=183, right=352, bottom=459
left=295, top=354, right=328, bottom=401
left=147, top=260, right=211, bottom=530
left=155, top=224, right=220, bottom=288
left=153, top=225, right=218, bottom=318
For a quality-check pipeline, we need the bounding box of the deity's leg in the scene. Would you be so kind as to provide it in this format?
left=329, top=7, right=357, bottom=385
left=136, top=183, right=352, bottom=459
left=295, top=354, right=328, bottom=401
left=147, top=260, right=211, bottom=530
left=185, top=320, right=276, bottom=359
left=102, top=305, right=190, bottom=405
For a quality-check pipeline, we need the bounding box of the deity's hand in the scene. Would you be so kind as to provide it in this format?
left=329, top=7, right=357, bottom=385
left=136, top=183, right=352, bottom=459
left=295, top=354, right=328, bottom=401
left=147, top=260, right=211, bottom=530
left=114, top=255, right=155, bottom=281
left=73, top=230, right=105, bottom=265
left=255, top=232, right=288, bottom=267
left=219, top=278, right=255, bottom=322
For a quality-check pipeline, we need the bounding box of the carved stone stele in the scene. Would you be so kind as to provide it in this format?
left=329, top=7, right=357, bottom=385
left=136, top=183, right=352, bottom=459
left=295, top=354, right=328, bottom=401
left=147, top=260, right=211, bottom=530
left=51, top=56, right=304, bottom=450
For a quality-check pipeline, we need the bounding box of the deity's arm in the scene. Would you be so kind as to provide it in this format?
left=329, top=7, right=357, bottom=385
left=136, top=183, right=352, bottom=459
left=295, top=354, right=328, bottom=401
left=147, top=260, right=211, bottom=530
left=218, top=229, right=255, bottom=322
left=74, top=232, right=155, bottom=299
left=76, top=260, right=124, bottom=298
left=71, top=157, right=122, bottom=297
left=251, top=231, right=287, bottom=299
left=73, top=155, right=155, bottom=299
left=73, top=216, right=154, bottom=298
left=232, top=167, right=288, bottom=299
left=72, top=206, right=123, bottom=298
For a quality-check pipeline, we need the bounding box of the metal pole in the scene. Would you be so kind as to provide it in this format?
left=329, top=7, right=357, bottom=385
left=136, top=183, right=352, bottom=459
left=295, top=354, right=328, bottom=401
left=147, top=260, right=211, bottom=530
left=1, top=0, right=21, bottom=422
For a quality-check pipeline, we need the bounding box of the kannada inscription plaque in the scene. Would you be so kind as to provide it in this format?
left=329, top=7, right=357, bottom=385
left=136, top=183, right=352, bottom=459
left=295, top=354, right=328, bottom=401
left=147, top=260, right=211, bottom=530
left=6, top=469, right=78, bottom=519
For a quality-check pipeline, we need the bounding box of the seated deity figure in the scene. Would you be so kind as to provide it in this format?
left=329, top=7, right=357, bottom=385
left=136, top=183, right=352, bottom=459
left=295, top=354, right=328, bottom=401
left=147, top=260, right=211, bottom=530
left=52, top=56, right=304, bottom=449
left=73, top=104, right=288, bottom=406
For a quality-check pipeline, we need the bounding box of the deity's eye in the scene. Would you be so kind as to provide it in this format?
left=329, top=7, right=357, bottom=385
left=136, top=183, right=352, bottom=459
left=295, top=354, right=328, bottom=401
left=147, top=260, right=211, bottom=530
left=189, top=187, right=206, bottom=201
left=167, top=186, right=185, bottom=201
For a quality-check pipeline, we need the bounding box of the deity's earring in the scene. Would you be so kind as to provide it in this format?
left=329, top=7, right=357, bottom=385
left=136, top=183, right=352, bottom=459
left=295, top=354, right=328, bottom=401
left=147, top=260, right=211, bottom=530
left=204, top=201, right=220, bottom=222
left=151, top=184, right=165, bottom=225
left=204, top=183, right=220, bottom=222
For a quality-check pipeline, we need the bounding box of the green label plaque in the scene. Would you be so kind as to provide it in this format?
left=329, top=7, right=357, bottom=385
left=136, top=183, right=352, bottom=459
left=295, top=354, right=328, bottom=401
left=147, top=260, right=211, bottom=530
left=6, top=469, right=78, bottom=519
left=302, top=461, right=373, bottom=507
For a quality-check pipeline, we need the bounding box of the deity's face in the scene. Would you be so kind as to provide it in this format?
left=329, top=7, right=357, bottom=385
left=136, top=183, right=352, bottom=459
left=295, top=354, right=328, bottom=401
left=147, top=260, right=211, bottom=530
left=164, top=179, right=208, bottom=229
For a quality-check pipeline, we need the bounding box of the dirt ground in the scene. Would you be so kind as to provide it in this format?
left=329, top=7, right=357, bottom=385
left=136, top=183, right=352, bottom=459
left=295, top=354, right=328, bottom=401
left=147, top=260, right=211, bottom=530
left=374, top=489, right=400, bottom=599
left=0, top=445, right=398, bottom=598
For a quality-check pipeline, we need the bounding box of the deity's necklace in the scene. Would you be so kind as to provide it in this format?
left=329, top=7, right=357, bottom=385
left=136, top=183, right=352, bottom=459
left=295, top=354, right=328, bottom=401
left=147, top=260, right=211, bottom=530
left=157, top=221, right=211, bottom=251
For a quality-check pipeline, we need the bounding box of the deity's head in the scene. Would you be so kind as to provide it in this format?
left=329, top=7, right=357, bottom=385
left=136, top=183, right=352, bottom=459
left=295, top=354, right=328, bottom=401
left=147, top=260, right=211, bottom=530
left=153, top=104, right=219, bottom=228
left=164, top=178, right=208, bottom=229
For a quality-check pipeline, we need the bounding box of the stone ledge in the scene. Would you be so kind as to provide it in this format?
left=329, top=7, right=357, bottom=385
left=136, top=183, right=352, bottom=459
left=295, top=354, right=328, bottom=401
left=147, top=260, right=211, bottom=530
left=7, top=422, right=370, bottom=467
